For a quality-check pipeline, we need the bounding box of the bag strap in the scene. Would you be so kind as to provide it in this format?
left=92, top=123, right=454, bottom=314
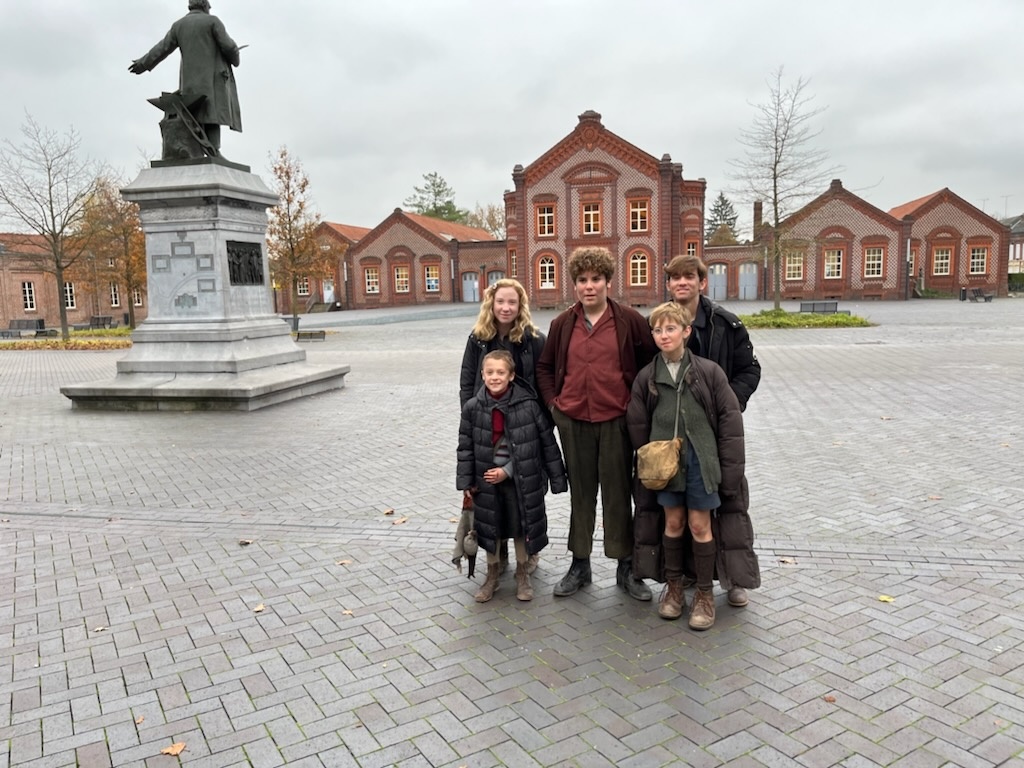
left=671, top=375, right=683, bottom=439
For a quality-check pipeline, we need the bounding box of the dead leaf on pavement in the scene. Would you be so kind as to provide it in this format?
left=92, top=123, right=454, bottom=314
left=92, top=626, right=107, bottom=633
left=238, top=539, right=253, bottom=546
left=880, top=415, right=892, bottom=420
left=927, top=495, right=942, bottom=500
left=135, top=715, right=145, bottom=724
left=383, top=508, right=395, bottom=516
left=254, top=603, right=265, bottom=613
left=336, top=559, right=352, bottom=566
left=449, top=517, right=459, bottom=523
left=778, top=557, right=797, bottom=565
left=393, top=517, right=408, bottom=525
left=823, top=695, right=836, bottom=703
left=878, top=595, right=895, bottom=603
left=342, top=609, right=353, bottom=616
left=161, top=743, right=186, bottom=756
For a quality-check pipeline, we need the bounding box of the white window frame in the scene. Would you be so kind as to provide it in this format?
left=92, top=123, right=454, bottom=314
left=864, top=247, right=883, bottom=278
left=629, top=252, right=648, bottom=286
left=537, top=205, right=555, bottom=237
left=133, top=287, right=144, bottom=307
left=933, top=247, right=951, bottom=276
left=970, top=247, right=987, bottom=274
left=824, top=248, right=843, bottom=279
left=22, top=281, right=36, bottom=311
left=583, top=203, right=601, bottom=235
left=64, top=281, right=77, bottom=309
left=539, top=257, right=556, bottom=289
left=110, top=283, right=121, bottom=308
left=424, top=265, right=440, bottom=293
left=784, top=252, right=803, bottom=281
left=297, top=276, right=311, bottom=296
left=629, top=200, right=649, bottom=233
left=364, top=267, right=380, bottom=295
left=509, top=250, right=517, bottom=278
left=394, top=265, right=410, bottom=294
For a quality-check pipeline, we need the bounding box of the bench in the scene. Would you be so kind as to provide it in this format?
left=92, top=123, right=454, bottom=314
left=800, top=300, right=839, bottom=314
left=90, top=315, right=114, bottom=329
left=969, top=288, right=994, bottom=303
left=4, top=318, right=52, bottom=338
left=295, top=329, right=326, bottom=342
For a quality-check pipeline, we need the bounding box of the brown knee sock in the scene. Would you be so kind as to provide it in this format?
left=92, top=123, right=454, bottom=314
left=663, top=535, right=685, bottom=582
left=693, top=539, right=716, bottom=592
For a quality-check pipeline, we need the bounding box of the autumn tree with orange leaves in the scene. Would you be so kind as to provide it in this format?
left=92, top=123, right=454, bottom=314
left=266, top=147, right=343, bottom=324
left=71, top=177, right=147, bottom=328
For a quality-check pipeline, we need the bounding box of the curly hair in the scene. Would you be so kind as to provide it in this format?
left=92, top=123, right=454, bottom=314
left=648, top=301, right=693, bottom=329
left=569, top=246, right=615, bottom=282
left=470, top=278, right=539, bottom=343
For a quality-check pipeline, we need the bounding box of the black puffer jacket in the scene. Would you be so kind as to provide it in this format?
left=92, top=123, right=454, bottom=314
left=459, top=330, right=546, bottom=408
left=456, top=381, right=567, bottom=556
left=689, top=295, right=760, bottom=412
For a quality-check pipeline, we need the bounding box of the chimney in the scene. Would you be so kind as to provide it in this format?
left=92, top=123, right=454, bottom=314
left=753, top=201, right=763, bottom=233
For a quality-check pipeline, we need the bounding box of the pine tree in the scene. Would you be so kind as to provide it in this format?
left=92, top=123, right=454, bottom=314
left=704, top=192, right=739, bottom=245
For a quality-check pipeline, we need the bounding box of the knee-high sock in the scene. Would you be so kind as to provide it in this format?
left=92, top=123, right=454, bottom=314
left=663, top=535, right=685, bottom=582
left=693, top=539, right=716, bottom=592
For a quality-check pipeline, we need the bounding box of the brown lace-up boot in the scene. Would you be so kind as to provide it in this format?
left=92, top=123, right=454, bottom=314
left=474, top=563, right=501, bottom=603
left=658, top=579, right=685, bottom=619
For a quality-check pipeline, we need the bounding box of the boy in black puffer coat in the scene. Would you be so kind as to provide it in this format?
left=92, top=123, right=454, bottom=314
left=457, top=350, right=568, bottom=603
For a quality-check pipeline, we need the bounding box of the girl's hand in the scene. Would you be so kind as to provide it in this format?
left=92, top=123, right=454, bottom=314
left=483, top=467, right=506, bottom=484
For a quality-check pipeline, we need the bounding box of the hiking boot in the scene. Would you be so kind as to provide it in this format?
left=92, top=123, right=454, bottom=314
left=727, top=586, right=748, bottom=607
left=616, top=558, right=652, bottom=601
left=515, top=562, right=534, bottom=601
left=553, top=557, right=591, bottom=597
left=474, top=563, right=501, bottom=603
left=689, top=589, right=716, bottom=630
left=658, top=579, right=685, bottom=620
left=526, top=553, right=540, bottom=575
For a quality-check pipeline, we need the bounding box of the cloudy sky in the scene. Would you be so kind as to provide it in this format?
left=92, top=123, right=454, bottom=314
left=4, top=0, right=1022, bottom=236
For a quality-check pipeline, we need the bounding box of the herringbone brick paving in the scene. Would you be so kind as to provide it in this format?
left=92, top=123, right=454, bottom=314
left=1, top=300, right=1022, bottom=766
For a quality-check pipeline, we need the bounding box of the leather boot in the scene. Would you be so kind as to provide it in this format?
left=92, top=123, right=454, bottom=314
left=553, top=557, right=591, bottom=597
left=525, top=553, right=540, bottom=575
left=616, top=558, right=652, bottom=601
left=474, top=563, right=501, bottom=603
left=658, top=578, right=685, bottom=620
left=515, top=562, right=534, bottom=601
left=689, top=588, right=716, bottom=630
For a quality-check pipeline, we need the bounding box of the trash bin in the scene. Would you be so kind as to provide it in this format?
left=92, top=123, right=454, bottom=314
left=959, top=287, right=967, bottom=302
left=123, top=312, right=130, bottom=326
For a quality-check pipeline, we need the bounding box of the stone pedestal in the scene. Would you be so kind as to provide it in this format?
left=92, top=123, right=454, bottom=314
left=61, top=160, right=350, bottom=411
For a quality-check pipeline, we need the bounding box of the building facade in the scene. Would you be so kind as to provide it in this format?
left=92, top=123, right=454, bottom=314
left=504, top=110, right=705, bottom=309
left=0, top=235, right=148, bottom=330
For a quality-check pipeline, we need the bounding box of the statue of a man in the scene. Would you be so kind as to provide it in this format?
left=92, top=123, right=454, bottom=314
left=129, top=0, right=241, bottom=153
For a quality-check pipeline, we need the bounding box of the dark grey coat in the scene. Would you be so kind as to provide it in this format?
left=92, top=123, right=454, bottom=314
left=456, top=381, right=567, bottom=556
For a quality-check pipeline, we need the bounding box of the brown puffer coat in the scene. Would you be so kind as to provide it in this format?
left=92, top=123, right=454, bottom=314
left=627, top=354, right=759, bottom=589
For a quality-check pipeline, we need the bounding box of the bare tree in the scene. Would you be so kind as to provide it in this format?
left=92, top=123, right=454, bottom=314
left=730, top=67, right=840, bottom=309
left=0, top=115, right=104, bottom=338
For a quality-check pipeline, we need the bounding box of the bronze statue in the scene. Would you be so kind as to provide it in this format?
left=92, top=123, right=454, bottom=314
left=130, top=0, right=241, bottom=159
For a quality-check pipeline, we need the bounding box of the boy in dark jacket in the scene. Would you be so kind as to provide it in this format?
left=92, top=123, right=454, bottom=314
left=627, top=303, right=745, bottom=630
left=457, top=351, right=568, bottom=603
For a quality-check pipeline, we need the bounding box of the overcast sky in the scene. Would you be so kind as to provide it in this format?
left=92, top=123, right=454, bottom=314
left=4, top=0, right=1023, bottom=236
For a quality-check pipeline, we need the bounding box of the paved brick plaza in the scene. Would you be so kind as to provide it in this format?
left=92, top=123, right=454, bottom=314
left=0, top=299, right=1022, bottom=767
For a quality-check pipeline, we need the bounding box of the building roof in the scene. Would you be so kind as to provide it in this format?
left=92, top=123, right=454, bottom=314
left=401, top=211, right=494, bottom=242
left=888, top=190, right=944, bottom=220
left=321, top=221, right=372, bottom=243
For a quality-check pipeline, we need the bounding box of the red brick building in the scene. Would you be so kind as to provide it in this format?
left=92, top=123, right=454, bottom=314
left=889, top=188, right=1008, bottom=298
left=504, top=110, right=706, bottom=309
left=344, top=210, right=499, bottom=309
left=0, top=234, right=148, bottom=330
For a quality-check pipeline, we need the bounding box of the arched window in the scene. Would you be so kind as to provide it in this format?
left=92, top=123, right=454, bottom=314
left=539, top=256, right=556, bottom=289
left=629, top=251, right=649, bottom=286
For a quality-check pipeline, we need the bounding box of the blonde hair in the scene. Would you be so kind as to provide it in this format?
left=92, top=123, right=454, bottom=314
left=648, top=301, right=693, bottom=329
left=471, top=278, right=538, bottom=343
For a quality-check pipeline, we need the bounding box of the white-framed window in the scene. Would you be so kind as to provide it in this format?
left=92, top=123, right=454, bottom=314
left=824, top=248, right=843, bottom=279
left=297, top=276, right=310, bottom=296
left=686, top=241, right=697, bottom=257
left=22, top=281, right=36, bottom=311
left=107, top=257, right=115, bottom=268
left=784, top=252, right=803, bottom=281
left=110, top=283, right=121, bottom=308
left=539, top=257, right=556, bottom=289
left=629, top=200, right=649, bottom=233
left=364, top=267, right=380, bottom=294
left=133, top=287, right=144, bottom=307
left=933, top=247, right=951, bottom=276
left=394, top=265, right=410, bottom=293
left=424, top=265, right=440, bottom=293
left=629, top=251, right=649, bottom=286
left=583, top=202, right=601, bottom=234
left=537, top=205, right=555, bottom=237
left=64, top=281, right=77, bottom=309
left=970, top=247, right=988, bottom=274
left=864, top=247, right=883, bottom=278
left=509, top=250, right=517, bottom=278
left=909, top=247, right=917, bottom=276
